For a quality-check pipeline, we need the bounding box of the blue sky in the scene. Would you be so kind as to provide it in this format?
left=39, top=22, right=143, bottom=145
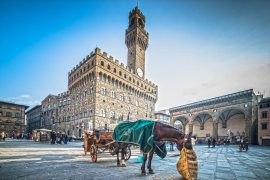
left=0, top=0, right=270, bottom=110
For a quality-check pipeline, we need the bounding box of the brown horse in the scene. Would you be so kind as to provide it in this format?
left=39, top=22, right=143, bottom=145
left=140, top=122, right=187, bottom=175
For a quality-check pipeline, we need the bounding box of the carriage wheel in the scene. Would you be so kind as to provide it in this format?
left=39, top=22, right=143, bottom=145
left=90, top=144, right=97, bottom=162
left=124, top=146, right=131, bottom=161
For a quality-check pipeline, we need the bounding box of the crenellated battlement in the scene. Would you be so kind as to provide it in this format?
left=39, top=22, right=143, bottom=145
left=69, top=48, right=97, bottom=75
left=96, top=48, right=157, bottom=88
left=68, top=46, right=157, bottom=91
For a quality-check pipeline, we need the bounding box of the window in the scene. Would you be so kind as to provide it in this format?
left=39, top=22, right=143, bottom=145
left=101, top=75, right=106, bottom=83
left=6, top=112, right=12, bottom=117
left=107, top=65, right=111, bottom=70
left=101, top=61, right=104, bottom=66
left=0, top=111, right=3, bottom=116
left=118, top=113, right=123, bottom=121
left=262, top=123, right=267, bottom=130
left=262, top=111, right=268, bottom=119
left=119, top=71, right=122, bottom=76
left=101, top=87, right=107, bottom=95
left=15, top=113, right=21, bottom=118
left=120, top=95, right=125, bottom=102
left=110, top=111, right=115, bottom=119
left=124, top=74, right=127, bottom=78
left=113, top=68, right=116, bottom=73
left=89, top=110, right=93, bottom=117
left=100, top=109, right=106, bottom=117
left=111, top=91, right=116, bottom=98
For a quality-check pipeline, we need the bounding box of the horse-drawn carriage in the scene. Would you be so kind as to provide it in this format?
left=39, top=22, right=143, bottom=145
left=83, top=130, right=131, bottom=162
left=83, top=120, right=198, bottom=179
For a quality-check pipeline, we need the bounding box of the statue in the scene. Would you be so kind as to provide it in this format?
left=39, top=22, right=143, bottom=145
left=227, top=129, right=232, bottom=143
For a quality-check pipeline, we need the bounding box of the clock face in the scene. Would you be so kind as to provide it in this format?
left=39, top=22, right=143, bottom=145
left=137, top=68, right=143, bottom=78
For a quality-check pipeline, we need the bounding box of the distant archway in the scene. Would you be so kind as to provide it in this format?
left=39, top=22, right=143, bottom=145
left=173, top=116, right=188, bottom=133
left=193, top=113, right=212, bottom=138
left=218, top=108, right=245, bottom=140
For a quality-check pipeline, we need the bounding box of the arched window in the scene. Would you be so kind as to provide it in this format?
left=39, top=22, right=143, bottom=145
left=110, top=111, right=115, bottom=119
left=113, top=68, right=116, bottom=73
left=111, top=91, right=116, bottom=98
left=101, top=87, right=107, bottom=95
left=107, top=65, right=111, bottom=70
left=119, top=71, right=122, bottom=76
left=100, top=109, right=106, bottom=117
left=101, top=61, right=104, bottom=66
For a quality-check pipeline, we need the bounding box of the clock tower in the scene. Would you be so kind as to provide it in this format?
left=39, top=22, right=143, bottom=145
left=125, top=6, right=149, bottom=78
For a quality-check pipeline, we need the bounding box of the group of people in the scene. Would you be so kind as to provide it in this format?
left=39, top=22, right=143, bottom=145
left=207, top=137, right=216, bottom=148
left=50, top=132, right=68, bottom=144
left=0, top=131, right=33, bottom=141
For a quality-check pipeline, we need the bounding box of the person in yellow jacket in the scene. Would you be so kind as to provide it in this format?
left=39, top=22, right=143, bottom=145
left=177, top=137, right=198, bottom=180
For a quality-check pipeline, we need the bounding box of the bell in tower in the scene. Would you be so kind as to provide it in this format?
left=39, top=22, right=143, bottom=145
left=125, top=6, right=149, bottom=78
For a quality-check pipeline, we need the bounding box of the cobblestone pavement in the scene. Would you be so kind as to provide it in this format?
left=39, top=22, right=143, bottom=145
left=1, top=140, right=270, bottom=180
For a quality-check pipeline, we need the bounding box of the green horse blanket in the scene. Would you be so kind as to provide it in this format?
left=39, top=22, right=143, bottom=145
left=112, top=119, right=167, bottom=158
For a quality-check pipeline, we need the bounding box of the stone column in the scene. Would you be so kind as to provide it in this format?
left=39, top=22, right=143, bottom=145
left=245, top=117, right=252, bottom=143
left=188, top=123, right=193, bottom=134
left=212, top=121, right=218, bottom=139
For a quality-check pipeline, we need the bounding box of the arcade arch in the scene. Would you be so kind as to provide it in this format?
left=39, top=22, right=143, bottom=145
left=218, top=108, right=246, bottom=138
left=192, top=113, right=213, bottom=138
left=173, top=116, right=188, bottom=133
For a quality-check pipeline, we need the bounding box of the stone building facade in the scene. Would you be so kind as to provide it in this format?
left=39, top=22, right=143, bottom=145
left=41, top=95, right=58, bottom=130
left=155, top=110, right=170, bottom=125
left=45, top=7, right=157, bottom=137
left=26, top=105, right=42, bottom=133
left=258, top=97, right=270, bottom=145
left=0, top=101, right=29, bottom=137
left=170, top=89, right=261, bottom=144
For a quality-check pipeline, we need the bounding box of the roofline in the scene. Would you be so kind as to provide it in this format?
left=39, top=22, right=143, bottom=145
left=169, top=89, right=254, bottom=112
left=259, top=97, right=270, bottom=104
left=0, top=100, right=30, bottom=109
left=26, top=105, right=42, bottom=114
left=154, top=113, right=170, bottom=117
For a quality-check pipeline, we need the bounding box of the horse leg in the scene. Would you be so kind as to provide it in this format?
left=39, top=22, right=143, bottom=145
left=141, top=153, right=147, bottom=176
left=120, top=145, right=126, bottom=167
left=115, top=144, right=120, bottom=167
left=147, top=149, right=155, bottom=174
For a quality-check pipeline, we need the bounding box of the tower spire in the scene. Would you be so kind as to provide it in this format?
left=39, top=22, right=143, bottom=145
left=125, top=6, right=148, bottom=78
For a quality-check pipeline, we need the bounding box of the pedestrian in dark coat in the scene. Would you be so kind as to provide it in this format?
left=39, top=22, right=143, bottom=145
left=64, top=134, right=68, bottom=144
left=207, top=137, right=211, bottom=148
left=212, top=138, right=216, bottom=148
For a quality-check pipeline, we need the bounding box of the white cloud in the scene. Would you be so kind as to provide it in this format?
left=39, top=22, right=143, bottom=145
left=0, top=94, right=40, bottom=108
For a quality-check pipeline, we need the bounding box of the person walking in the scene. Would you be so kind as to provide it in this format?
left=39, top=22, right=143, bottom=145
left=1, top=132, right=5, bottom=141
left=207, top=137, right=211, bottom=148
left=212, top=138, right=216, bottom=148
left=64, top=134, right=68, bottom=144
left=169, top=142, right=174, bottom=151
left=191, top=135, right=197, bottom=150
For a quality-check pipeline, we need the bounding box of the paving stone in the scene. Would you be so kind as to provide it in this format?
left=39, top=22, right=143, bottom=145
left=1, top=142, right=270, bottom=179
